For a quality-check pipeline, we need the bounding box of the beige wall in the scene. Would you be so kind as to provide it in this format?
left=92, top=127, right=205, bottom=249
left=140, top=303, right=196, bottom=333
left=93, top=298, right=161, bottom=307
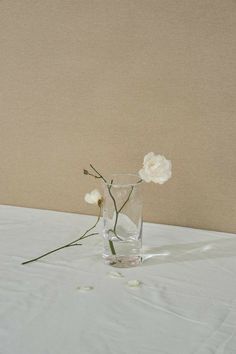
left=0, top=1, right=236, bottom=233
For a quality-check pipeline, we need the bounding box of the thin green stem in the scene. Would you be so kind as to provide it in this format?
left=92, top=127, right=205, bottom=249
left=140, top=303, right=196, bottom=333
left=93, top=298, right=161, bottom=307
left=21, top=243, right=82, bottom=265
left=108, top=183, right=134, bottom=236
left=109, top=240, right=116, bottom=255
left=84, top=165, right=117, bottom=255
left=78, top=207, right=102, bottom=240
left=107, top=181, right=120, bottom=236
left=83, top=165, right=136, bottom=257
left=89, top=164, right=107, bottom=183
left=118, top=186, right=134, bottom=213
left=22, top=208, right=102, bottom=265
left=106, top=184, right=134, bottom=255
left=80, top=232, right=99, bottom=240
left=86, top=172, right=102, bottom=179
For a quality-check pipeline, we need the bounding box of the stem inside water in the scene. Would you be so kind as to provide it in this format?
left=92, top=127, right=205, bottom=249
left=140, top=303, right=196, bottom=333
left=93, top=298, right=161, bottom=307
left=108, top=183, right=134, bottom=235
left=85, top=166, right=139, bottom=258
left=109, top=240, right=116, bottom=255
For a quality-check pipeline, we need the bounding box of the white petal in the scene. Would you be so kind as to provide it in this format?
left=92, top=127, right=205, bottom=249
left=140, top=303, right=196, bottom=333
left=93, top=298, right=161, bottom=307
left=143, top=152, right=154, bottom=164
left=138, top=168, right=151, bottom=182
left=91, top=189, right=102, bottom=202
left=84, top=189, right=102, bottom=204
left=152, top=177, right=165, bottom=184
left=167, top=159, right=172, bottom=172
left=127, top=280, right=141, bottom=288
left=152, top=172, right=171, bottom=184
left=84, top=193, right=95, bottom=204
left=108, top=271, right=124, bottom=278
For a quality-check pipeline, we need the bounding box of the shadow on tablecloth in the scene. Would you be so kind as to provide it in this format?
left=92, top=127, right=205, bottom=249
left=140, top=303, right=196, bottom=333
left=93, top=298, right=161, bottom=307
left=141, top=238, right=236, bottom=266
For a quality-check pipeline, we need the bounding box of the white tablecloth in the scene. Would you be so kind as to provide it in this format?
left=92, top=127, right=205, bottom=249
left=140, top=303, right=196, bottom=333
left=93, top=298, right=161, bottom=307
left=0, top=205, right=236, bottom=354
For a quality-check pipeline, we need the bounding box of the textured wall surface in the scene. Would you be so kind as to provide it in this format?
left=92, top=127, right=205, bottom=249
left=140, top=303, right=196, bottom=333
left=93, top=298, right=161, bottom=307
left=0, top=0, right=235, bottom=232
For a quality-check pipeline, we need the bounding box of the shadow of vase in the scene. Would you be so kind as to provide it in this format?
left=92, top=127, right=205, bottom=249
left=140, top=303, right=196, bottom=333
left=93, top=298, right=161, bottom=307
left=141, top=237, right=236, bottom=266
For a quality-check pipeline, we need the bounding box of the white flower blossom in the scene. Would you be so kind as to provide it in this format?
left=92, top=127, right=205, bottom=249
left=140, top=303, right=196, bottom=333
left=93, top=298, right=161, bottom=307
left=84, top=189, right=102, bottom=205
left=139, top=152, right=172, bottom=184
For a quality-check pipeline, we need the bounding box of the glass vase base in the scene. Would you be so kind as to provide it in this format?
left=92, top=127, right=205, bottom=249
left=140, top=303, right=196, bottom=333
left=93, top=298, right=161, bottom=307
left=103, top=254, right=142, bottom=268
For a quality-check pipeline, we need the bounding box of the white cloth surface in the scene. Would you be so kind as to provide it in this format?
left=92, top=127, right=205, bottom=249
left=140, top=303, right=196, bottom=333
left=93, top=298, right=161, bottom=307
left=0, top=205, right=236, bottom=354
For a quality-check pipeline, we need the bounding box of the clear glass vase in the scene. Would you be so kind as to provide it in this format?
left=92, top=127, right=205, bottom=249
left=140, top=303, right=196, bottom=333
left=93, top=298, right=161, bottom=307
left=102, top=174, right=143, bottom=267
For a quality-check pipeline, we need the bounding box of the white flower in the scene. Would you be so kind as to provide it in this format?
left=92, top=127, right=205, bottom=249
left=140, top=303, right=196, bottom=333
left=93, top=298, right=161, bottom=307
left=139, top=152, right=172, bottom=184
left=84, top=189, right=102, bottom=205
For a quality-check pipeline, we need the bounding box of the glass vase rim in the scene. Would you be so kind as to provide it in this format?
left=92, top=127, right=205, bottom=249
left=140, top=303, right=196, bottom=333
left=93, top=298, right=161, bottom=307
left=104, top=173, right=143, bottom=188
